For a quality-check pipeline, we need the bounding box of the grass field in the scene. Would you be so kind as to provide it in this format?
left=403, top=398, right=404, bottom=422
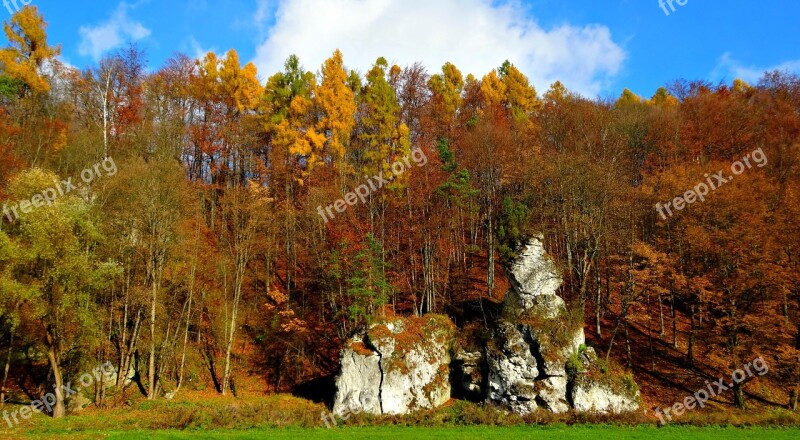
left=9, top=425, right=800, bottom=440
left=3, top=394, right=799, bottom=439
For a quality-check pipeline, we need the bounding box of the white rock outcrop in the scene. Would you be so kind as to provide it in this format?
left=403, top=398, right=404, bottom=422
left=487, top=237, right=580, bottom=414
left=486, top=236, right=640, bottom=415
left=453, top=349, right=485, bottom=399
left=571, top=382, right=641, bottom=414
left=333, top=315, right=455, bottom=416
left=332, top=345, right=383, bottom=415
left=569, top=346, right=641, bottom=414
left=505, top=234, right=563, bottom=310
left=486, top=321, right=541, bottom=415
left=334, top=236, right=640, bottom=418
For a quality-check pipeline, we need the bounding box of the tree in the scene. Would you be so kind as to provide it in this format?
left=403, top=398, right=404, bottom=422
left=652, top=162, right=784, bottom=408
left=0, top=6, right=60, bottom=95
left=498, top=61, right=540, bottom=121
left=316, top=50, right=356, bottom=165
left=218, top=181, right=270, bottom=395
left=428, top=62, right=464, bottom=133
left=359, top=57, right=410, bottom=179
left=101, top=159, right=190, bottom=399
left=347, top=233, right=392, bottom=327
left=2, top=168, right=118, bottom=417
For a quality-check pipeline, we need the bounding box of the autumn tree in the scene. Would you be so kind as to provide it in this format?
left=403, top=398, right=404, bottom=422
left=2, top=169, right=118, bottom=416
left=316, top=50, right=356, bottom=169
left=0, top=6, right=59, bottom=96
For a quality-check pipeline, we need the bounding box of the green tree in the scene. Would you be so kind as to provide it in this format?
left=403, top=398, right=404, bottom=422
left=347, top=233, right=392, bottom=327
left=2, top=168, right=118, bottom=417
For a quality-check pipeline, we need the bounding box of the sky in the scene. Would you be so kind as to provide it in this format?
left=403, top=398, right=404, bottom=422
left=6, top=0, right=800, bottom=100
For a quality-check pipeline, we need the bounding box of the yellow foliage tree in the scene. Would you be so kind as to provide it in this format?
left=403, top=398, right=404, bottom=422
left=428, top=62, right=464, bottom=123
left=615, top=88, right=644, bottom=107
left=360, top=58, right=405, bottom=177
left=218, top=49, right=262, bottom=112
left=316, top=49, right=356, bottom=162
left=544, top=80, right=570, bottom=104
left=263, top=55, right=325, bottom=176
left=499, top=61, right=540, bottom=119
left=648, top=87, right=679, bottom=108
left=0, top=6, right=60, bottom=95
left=480, top=70, right=506, bottom=107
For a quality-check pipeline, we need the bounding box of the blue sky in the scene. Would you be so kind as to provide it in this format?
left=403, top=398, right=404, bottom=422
left=8, top=0, right=800, bottom=99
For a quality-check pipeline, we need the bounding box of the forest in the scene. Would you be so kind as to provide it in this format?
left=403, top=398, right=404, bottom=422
left=0, top=6, right=799, bottom=424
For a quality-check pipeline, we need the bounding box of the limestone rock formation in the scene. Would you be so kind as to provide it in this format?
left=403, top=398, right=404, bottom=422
left=505, top=234, right=563, bottom=311
left=569, top=346, right=641, bottom=414
left=333, top=236, right=640, bottom=417
left=571, top=380, right=641, bottom=414
left=486, top=321, right=542, bottom=414
left=332, top=343, right=383, bottom=416
left=485, top=236, right=640, bottom=415
left=333, top=314, right=455, bottom=416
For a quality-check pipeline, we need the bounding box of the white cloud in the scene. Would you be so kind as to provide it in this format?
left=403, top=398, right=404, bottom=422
left=252, top=0, right=625, bottom=97
left=254, top=0, right=273, bottom=26
left=78, top=3, right=151, bottom=61
left=711, top=52, right=800, bottom=84
left=185, top=36, right=216, bottom=61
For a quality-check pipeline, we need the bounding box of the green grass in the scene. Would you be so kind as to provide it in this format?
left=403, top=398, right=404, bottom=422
left=15, top=425, right=800, bottom=440
left=3, top=394, right=799, bottom=439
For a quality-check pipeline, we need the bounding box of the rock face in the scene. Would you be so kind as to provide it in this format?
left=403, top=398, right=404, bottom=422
left=333, top=344, right=383, bottom=415
left=569, top=347, right=641, bottom=414
left=505, top=235, right=563, bottom=309
left=452, top=349, right=485, bottom=401
left=333, top=315, right=455, bottom=416
left=486, top=321, right=543, bottom=414
left=571, top=381, right=640, bottom=414
left=333, top=236, right=640, bottom=417
left=484, top=236, right=640, bottom=415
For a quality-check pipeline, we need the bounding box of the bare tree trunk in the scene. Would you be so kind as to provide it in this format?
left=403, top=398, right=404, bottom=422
left=789, top=388, right=798, bottom=411
left=606, top=315, right=623, bottom=364
left=119, top=311, right=142, bottom=388
left=658, top=291, right=665, bottom=336
left=487, top=202, right=494, bottom=298
left=45, top=338, right=66, bottom=418
left=595, top=282, right=602, bottom=337
left=117, top=266, right=131, bottom=385
left=0, top=329, right=13, bottom=407
left=624, top=322, right=632, bottom=368
left=686, top=303, right=696, bottom=367
left=176, top=218, right=200, bottom=395
left=671, top=292, right=678, bottom=349
left=730, top=323, right=745, bottom=409
left=222, top=275, right=243, bottom=395
left=733, top=381, right=745, bottom=409
left=148, top=279, right=158, bottom=399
